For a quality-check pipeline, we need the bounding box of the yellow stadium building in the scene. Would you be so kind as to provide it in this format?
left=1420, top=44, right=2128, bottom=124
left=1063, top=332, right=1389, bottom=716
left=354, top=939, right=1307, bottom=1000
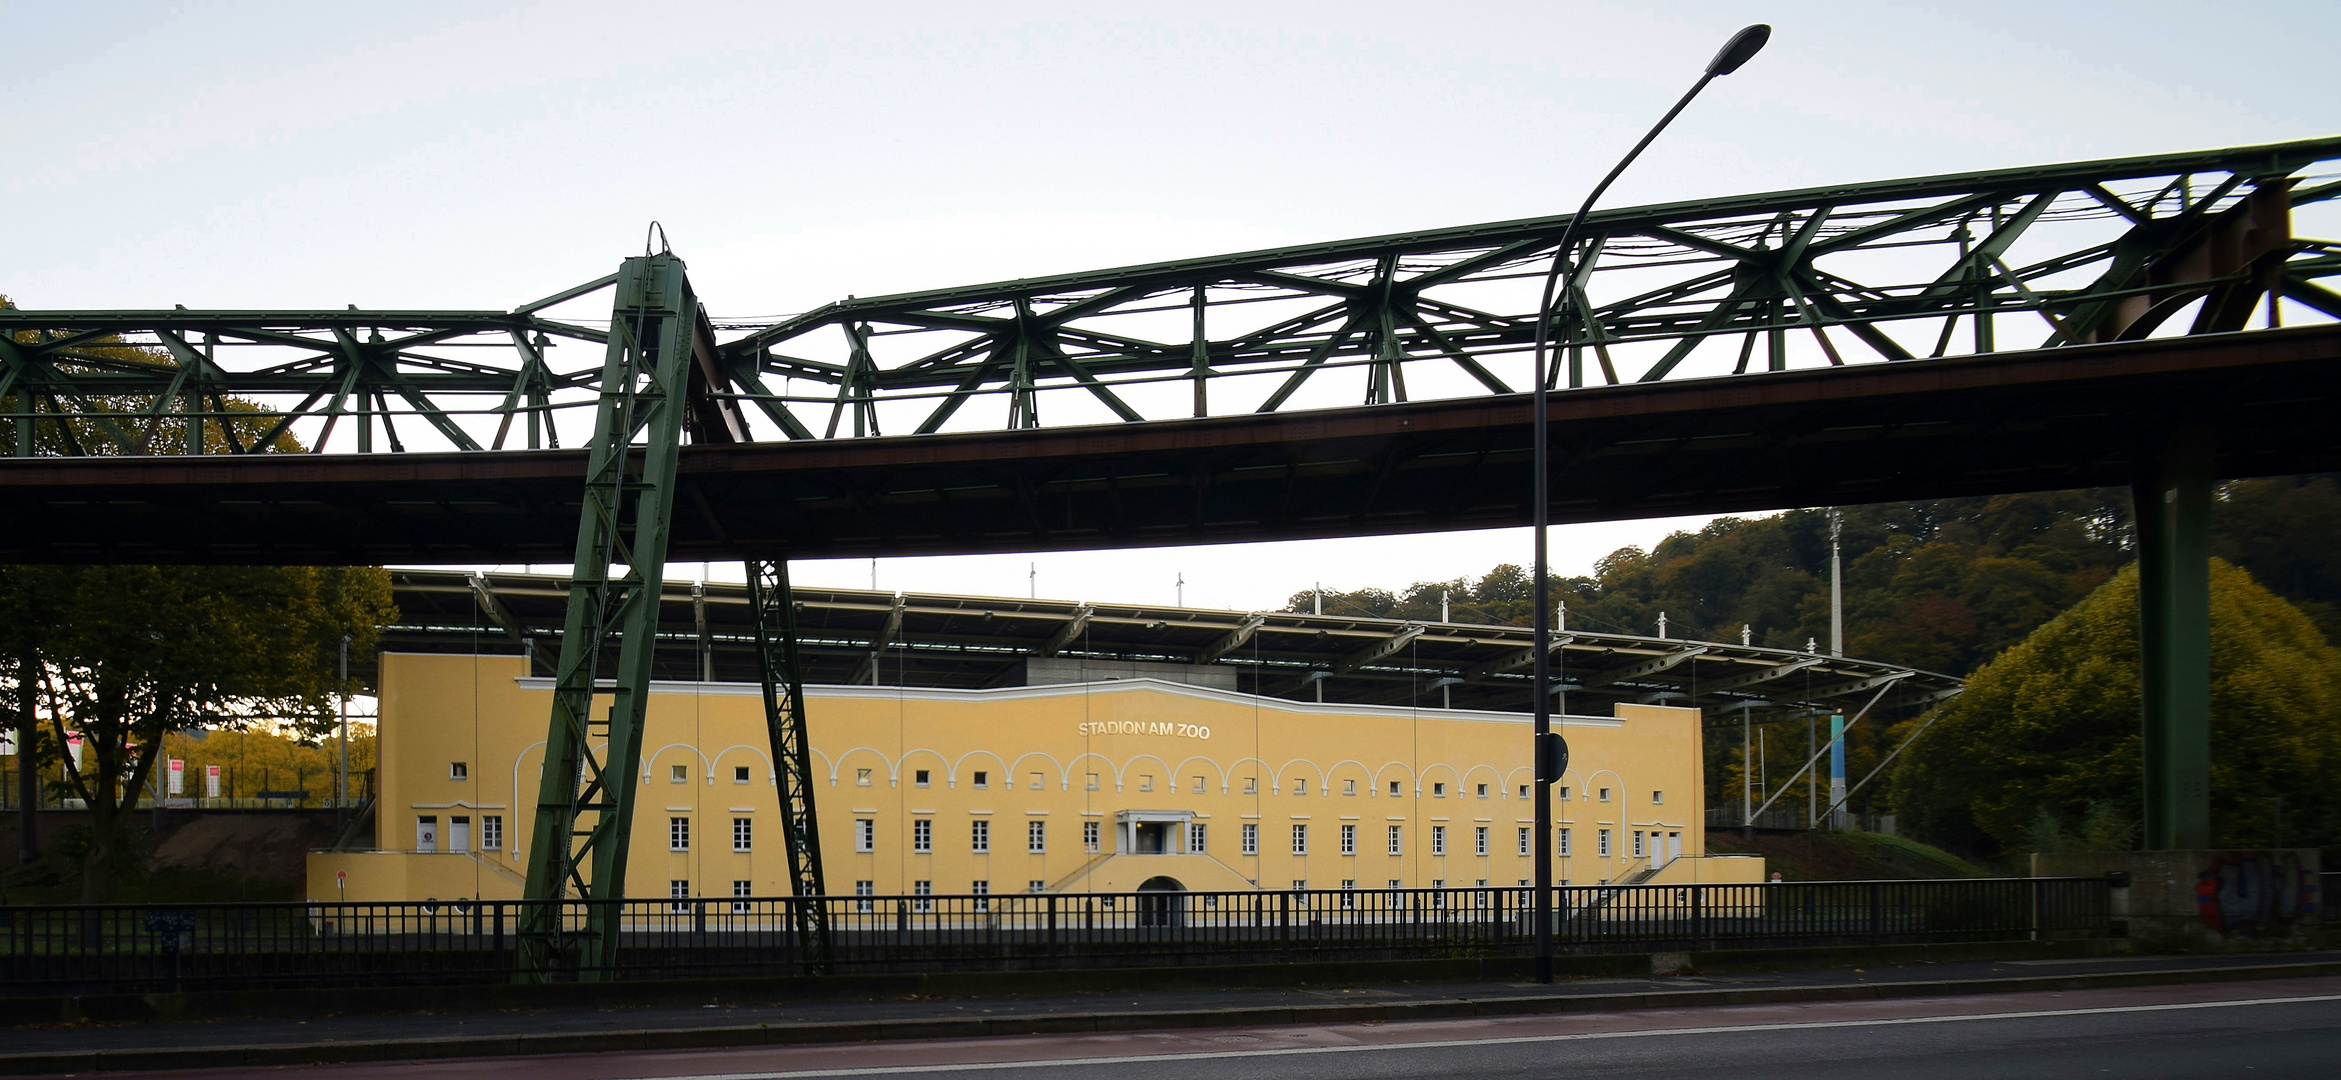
left=311, top=572, right=1961, bottom=905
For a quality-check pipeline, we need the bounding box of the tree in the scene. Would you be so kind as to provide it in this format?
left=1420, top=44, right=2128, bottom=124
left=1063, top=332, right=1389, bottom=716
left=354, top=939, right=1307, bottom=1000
left=0, top=565, right=395, bottom=900
left=1893, top=560, right=2341, bottom=857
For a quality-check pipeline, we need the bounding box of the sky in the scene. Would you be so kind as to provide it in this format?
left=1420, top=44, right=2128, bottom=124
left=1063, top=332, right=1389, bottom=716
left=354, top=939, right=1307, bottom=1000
left=10, top=1, right=2336, bottom=612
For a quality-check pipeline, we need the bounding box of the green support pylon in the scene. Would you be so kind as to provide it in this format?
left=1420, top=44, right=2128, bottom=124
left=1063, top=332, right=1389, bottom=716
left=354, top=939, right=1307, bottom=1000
left=745, top=558, right=832, bottom=973
left=519, top=253, right=700, bottom=979
left=2134, top=421, right=2214, bottom=851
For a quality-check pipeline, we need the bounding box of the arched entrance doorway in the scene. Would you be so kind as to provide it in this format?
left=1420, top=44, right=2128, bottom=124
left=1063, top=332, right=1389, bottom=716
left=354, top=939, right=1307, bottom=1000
left=1136, top=875, right=1185, bottom=928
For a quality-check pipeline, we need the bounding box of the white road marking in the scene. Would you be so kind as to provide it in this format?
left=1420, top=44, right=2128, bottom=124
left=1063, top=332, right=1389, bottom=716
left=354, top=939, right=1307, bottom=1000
left=627, top=992, right=2341, bottom=1079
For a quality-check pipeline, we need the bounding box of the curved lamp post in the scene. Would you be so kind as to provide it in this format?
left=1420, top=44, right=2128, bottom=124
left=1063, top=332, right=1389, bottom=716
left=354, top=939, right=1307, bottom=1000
left=1530, top=23, right=1770, bottom=986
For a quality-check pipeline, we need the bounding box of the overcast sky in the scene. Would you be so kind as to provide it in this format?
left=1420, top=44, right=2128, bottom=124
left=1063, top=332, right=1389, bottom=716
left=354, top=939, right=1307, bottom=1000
left=11, top=1, right=2335, bottom=612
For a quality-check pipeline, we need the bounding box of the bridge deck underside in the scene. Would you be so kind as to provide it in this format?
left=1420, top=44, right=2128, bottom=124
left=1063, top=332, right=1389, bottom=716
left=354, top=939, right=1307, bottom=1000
left=4, top=327, right=2336, bottom=565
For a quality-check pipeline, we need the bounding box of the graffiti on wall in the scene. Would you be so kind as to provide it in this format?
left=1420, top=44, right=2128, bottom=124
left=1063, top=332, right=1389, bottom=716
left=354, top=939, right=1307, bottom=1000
left=2196, top=851, right=2320, bottom=937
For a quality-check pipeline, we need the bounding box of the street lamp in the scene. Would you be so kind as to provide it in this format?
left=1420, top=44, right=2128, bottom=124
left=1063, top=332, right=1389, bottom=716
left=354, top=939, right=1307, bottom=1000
left=1529, top=23, right=1770, bottom=986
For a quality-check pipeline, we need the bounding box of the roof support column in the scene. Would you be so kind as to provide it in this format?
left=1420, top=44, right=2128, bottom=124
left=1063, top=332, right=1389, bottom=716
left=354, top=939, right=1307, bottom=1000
left=2133, top=419, right=2212, bottom=850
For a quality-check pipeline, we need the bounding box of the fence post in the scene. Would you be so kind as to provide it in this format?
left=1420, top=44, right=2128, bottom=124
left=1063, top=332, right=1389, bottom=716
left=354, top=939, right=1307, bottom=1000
left=1278, top=890, right=1291, bottom=950
left=494, top=903, right=506, bottom=970
left=1690, top=885, right=1705, bottom=952
left=1047, top=894, right=1058, bottom=957
left=1868, top=882, right=1882, bottom=945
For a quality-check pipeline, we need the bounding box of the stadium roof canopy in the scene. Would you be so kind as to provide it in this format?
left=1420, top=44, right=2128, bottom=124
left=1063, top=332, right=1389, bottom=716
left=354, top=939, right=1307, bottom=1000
left=383, top=570, right=1960, bottom=721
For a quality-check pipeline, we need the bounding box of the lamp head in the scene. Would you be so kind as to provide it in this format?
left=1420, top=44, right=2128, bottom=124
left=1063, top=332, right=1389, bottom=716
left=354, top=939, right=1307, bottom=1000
left=1705, top=23, right=1771, bottom=76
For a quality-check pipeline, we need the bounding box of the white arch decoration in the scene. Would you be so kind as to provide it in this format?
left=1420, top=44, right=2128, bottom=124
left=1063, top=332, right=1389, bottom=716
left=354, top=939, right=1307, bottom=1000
left=708, top=743, right=778, bottom=785
left=1116, top=753, right=1174, bottom=794
left=1169, top=755, right=1229, bottom=795
left=897, top=747, right=949, bottom=787
left=1218, top=756, right=1274, bottom=795
left=1275, top=757, right=1331, bottom=796
left=824, top=746, right=894, bottom=786
left=1062, top=752, right=1117, bottom=793
left=948, top=749, right=1010, bottom=789
left=1004, top=751, right=1066, bottom=791
left=640, top=742, right=714, bottom=783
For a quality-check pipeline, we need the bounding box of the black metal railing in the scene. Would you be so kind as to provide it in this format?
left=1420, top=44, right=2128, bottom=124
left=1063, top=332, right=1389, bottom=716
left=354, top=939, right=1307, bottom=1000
left=0, top=877, right=2110, bottom=995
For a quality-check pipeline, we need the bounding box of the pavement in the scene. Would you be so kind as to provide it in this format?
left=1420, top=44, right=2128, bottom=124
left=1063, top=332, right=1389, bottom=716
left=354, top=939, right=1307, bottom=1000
left=4, top=949, right=2337, bottom=1076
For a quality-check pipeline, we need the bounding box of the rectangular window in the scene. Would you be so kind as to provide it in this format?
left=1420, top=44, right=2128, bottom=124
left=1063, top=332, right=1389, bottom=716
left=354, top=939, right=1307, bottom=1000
left=1291, top=823, right=1308, bottom=855
left=1558, top=786, right=1570, bottom=800
left=668, top=816, right=690, bottom=852
left=1242, top=823, right=1259, bottom=855
left=854, top=880, right=874, bottom=913
left=1433, top=783, right=1445, bottom=798
left=1559, top=827, right=1572, bottom=857
left=1344, top=780, right=1356, bottom=796
left=972, top=879, right=989, bottom=912
left=1341, top=879, right=1356, bottom=907
left=735, top=817, right=754, bottom=853
left=1193, top=776, right=1206, bottom=794
left=1517, top=826, right=1530, bottom=857
left=973, top=771, right=989, bottom=788
left=1029, top=879, right=1046, bottom=893
left=1293, top=778, right=1306, bottom=795
left=1476, top=783, right=1488, bottom=798
left=1389, top=781, right=1402, bottom=797
left=1633, top=831, right=1646, bottom=858
left=671, top=764, right=688, bottom=784
left=1475, top=826, right=1489, bottom=856
left=1293, top=879, right=1307, bottom=893
left=481, top=815, right=503, bottom=851
left=668, top=879, right=689, bottom=913
left=1140, top=774, right=1154, bottom=792
left=734, top=765, right=750, bottom=784
left=1518, top=784, right=1529, bottom=798
left=1244, top=777, right=1258, bottom=794
left=1188, top=822, right=1207, bottom=853
left=732, top=879, right=752, bottom=913
left=1340, top=823, right=1356, bottom=855
left=449, top=761, right=468, bottom=781
left=1599, top=787, right=1611, bottom=802
left=1028, top=820, right=1046, bottom=854
left=1431, top=825, right=1446, bottom=856
left=1086, top=772, right=1099, bottom=791
left=1598, top=829, right=1611, bottom=857
left=913, top=880, right=932, bottom=912
left=915, top=769, right=931, bottom=787
left=1387, top=825, right=1403, bottom=855
left=855, top=767, right=872, bottom=786
left=971, top=819, right=990, bottom=853
left=913, top=818, right=932, bottom=853
left=1083, top=820, right=1100, bottom=852
left=1030, top=772, right=1044, bottom=791
left=1652, top=790, right=1665, bottom=805
left=854, top=818, right=873, bottom=853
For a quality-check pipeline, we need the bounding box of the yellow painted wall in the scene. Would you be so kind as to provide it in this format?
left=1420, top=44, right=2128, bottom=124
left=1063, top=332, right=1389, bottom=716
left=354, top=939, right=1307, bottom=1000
left=310, top=653, right=1751, bottom=903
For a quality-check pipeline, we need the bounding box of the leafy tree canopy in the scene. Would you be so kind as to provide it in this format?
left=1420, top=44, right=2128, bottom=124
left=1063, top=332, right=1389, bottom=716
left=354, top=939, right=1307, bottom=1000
left=2, top=564, right=395, bottom=900
left=1287, top=480, right=2339, bottom=679
left=1894, top=560, right=2341, bottom=856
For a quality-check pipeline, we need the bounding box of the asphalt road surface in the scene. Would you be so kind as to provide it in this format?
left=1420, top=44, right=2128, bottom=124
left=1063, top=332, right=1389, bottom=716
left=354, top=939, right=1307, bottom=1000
left=47, top=975, right=2341, bottom=1080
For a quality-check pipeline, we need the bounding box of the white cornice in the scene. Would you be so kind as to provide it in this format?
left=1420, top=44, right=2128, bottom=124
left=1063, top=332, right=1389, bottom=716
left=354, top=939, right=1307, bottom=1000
left=494, top=670, right=1627, bottom=728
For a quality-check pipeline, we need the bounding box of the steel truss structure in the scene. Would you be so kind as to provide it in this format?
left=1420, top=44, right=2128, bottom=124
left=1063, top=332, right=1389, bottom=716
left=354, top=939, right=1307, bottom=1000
left=3, top=139, right=2336, bottom=456
left=7, top=137, right=2340, bottom=918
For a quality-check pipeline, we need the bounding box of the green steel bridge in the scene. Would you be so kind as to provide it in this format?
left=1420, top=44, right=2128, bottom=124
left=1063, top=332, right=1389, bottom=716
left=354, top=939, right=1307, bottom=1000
left=5, top=137, right=2339, bottom=978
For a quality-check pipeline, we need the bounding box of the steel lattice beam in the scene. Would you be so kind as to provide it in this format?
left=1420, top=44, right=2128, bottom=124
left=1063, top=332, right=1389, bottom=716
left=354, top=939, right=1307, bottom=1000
left=6, top=138, right=2338, bottom=460
left=517, top=254, right=699, bottom=980
left=746, top=558, right=831, bottom=972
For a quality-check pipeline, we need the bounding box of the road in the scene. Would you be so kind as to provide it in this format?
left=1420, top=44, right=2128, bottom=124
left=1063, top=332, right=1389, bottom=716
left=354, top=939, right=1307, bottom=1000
left=52, top=975, right=2340, bottom=1080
